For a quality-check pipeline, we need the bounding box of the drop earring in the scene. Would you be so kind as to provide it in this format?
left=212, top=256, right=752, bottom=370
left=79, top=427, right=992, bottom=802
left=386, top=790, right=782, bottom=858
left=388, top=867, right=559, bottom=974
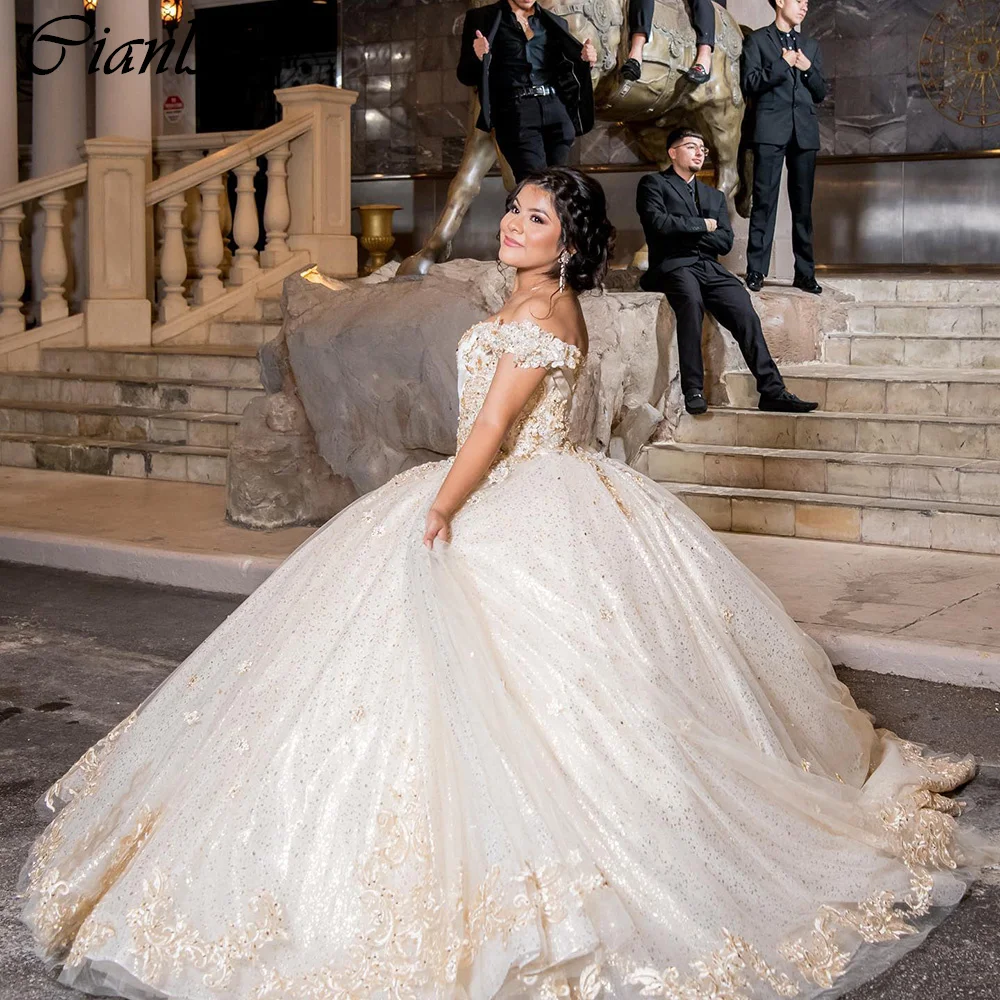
left=558, top=250, right=571, bottom=293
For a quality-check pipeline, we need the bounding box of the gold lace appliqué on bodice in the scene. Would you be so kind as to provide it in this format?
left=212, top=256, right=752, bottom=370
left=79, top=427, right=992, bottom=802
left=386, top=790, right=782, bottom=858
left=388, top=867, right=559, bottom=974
left=456, top=318, right=582, bottom=485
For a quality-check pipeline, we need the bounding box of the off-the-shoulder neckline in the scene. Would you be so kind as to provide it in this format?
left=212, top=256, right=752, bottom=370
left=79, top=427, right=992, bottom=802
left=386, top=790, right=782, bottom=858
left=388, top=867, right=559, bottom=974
left=476, top=316, right=584, bottom=357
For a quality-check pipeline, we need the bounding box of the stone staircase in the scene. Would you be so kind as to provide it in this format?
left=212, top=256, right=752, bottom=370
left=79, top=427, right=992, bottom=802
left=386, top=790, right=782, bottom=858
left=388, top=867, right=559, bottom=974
left=640, top=278, right=1000, bottom=556
left=0, top=294, right=281, bottom=485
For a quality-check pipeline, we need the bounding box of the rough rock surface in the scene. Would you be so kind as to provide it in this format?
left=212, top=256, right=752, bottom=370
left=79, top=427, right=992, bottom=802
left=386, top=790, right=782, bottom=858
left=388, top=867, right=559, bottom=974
left=226, top=260, right=676, bottom=528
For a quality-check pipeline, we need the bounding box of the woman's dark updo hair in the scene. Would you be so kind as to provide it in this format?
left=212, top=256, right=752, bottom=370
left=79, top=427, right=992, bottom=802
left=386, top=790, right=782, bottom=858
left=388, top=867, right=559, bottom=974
left=503, top=167, right=616, bottom=293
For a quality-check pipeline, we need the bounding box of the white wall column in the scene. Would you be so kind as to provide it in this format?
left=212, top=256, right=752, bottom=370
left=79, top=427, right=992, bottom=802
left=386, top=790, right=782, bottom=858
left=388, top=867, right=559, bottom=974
left=32, top=1, right=88, bottom=174
left=95, top=0, right=154, bottom=140
left=32, top=0, right=90, bottom=316
left=724, top=0, right=794, bottom=281
left=0, top=0, right=18, bottom=189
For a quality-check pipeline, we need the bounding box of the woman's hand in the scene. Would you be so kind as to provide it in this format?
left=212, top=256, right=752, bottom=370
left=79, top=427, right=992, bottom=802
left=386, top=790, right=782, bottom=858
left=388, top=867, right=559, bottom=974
left=581, top=38, right=597, bottom=67
left=423, top=508, right=452, bottom=549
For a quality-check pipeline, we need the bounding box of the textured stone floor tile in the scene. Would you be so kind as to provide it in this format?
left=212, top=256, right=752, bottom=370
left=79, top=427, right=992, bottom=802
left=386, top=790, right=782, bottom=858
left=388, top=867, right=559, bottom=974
left=681, top=493, right=731, bottom=530
left=860, top=507, right=933, bottom=548
left=731, top=498, right=795, bottom=536
left=795, top=503, right=862, bottom=541
left=646, top=448, right=705, bottom=483
left=704, top=453, right=764, bottom=489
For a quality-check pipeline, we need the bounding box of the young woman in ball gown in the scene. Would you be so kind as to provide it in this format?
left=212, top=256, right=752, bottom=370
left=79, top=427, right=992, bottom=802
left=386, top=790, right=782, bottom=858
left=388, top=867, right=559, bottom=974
left=21, top=167, right=995, bottom=1000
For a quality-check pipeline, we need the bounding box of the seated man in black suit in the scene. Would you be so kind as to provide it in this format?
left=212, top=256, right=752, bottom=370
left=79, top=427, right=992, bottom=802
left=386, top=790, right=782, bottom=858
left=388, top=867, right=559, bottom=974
left=457, top=0, right=597, bottom=183
left=636, top=127, right=818, bottom=415
left=624, top=0, right=726, bottom=85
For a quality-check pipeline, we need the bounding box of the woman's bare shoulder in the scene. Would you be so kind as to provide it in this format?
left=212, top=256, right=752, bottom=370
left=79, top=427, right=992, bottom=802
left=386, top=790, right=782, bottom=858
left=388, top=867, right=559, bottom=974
left=507, top=295, right=588, bottom=352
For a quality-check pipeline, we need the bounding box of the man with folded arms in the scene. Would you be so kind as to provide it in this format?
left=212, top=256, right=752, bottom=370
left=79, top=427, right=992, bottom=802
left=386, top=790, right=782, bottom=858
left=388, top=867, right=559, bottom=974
left=636, top=127, right=818, bottom=415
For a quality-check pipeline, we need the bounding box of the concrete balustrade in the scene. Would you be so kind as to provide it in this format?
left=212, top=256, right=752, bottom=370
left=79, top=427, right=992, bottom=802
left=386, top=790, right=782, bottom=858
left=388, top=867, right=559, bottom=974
left=0, top=85, right=358, bottom=371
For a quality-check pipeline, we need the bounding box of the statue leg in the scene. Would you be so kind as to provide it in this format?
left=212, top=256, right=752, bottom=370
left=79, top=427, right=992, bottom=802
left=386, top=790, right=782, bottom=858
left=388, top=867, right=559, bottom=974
left=712, top=100, right=743, bottom=200
left=398, top=107, right=498, bottom=277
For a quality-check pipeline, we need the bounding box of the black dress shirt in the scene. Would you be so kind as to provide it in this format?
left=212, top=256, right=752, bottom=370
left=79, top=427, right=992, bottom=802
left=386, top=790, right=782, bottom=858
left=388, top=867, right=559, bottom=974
left=490, top=3, right=557, bottom=92
left=777, top=27, right=798, bottom=51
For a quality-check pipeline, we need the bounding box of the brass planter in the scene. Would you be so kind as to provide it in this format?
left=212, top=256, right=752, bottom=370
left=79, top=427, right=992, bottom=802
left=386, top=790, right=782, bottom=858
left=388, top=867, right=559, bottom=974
left=355, top=204, right=402, bottom=276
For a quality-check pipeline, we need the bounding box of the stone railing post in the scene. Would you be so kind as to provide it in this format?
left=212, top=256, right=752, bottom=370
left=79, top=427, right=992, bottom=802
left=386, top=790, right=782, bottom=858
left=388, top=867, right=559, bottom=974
left=275, top=85, right=358, bottom=278
left=82, top=137, right=153, bottom=347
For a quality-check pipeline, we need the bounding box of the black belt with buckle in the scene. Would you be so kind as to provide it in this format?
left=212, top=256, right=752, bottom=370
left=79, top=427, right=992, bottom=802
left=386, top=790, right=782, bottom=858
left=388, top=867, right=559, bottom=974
left=512, top=84, right=557, bottom=100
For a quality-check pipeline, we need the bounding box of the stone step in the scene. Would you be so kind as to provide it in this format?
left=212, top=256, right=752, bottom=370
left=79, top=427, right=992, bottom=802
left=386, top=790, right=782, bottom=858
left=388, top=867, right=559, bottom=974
left=671, top=408, right=1000, bottom=461
left=40, top=346, right=261, bottom=384
left=656, top=481, right=1000, bottom=556
left=824, top=277, right=1000, bottom=305
left=824, top=334, right=1000, bottom=368
left=260, top=298, right=283, bottom=323
left=646, top=442, right=1000, bottom=507
left=0, top=399, right=239, bottom=448
left=726, top=366, right=1000, bottom=418
left=0, top=432, right=229, bottom=485
left=0, top=371, right=262, bottom=415
left=208, top=321, right=282, bottom=346
left=839, top=302, right=1000, bottom=338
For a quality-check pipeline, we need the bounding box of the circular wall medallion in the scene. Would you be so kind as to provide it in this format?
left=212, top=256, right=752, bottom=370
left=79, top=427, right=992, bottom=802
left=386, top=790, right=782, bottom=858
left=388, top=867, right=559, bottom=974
left=919, top=1, right=1000, bottom=127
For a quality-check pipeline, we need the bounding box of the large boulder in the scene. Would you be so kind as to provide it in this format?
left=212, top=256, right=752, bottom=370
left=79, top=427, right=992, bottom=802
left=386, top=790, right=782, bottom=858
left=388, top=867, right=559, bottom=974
left=227, top=260, right=677, bottom=529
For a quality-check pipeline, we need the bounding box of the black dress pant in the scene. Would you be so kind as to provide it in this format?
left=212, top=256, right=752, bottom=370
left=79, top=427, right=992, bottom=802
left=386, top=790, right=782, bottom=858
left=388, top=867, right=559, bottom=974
left=492, top=94, right=575, bottom=183
left=653, top=258, right=784, bottom=397
left=747, top=137, right=818, bottom=280
left=629, top=0, right=725, bottom=48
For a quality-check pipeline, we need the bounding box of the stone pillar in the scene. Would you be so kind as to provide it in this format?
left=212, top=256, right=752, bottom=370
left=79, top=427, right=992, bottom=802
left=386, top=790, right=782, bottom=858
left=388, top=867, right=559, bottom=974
left=82, top=137, right=153, bottom=347
left=723, top=0, right=794, bottom=281
left=95, top=0, right=153, bottom=140
left=31, top=0, right=89, bottom=318
left=276, top=85, right=359, bottom=278
left=0, top=0, right=18, bottom=190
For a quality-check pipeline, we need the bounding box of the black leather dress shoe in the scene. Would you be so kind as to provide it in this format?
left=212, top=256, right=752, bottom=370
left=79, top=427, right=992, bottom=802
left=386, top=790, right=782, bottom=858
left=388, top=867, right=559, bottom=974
left=793, top=275, right=823, bottom=295
left=758, top=390, right=819, bottom=413
left=684, top=62, right=711, bottom=85
left=685, top=392, right=709, bottom=415
left=622, top=58, right=642, bottom=81
left=745, top=271, right=764, bottom=292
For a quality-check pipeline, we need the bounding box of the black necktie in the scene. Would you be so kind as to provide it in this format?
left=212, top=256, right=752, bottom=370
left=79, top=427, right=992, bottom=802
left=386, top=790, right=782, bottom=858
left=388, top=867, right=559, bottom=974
left=691, top=182, right=702, bottom=215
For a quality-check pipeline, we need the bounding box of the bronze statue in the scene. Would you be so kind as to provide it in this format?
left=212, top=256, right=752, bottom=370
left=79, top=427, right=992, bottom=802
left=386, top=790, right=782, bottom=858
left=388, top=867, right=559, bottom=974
left=399, top=0, right=749, bottom=276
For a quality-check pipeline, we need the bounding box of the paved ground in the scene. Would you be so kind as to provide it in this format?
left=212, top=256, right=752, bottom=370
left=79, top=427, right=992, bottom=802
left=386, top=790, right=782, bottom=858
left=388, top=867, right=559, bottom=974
left=1, top=563, right=998, bottom=1000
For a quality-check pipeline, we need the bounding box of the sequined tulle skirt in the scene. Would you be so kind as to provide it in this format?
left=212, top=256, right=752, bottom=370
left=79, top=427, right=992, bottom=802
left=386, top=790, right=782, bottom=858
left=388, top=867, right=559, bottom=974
left=18, top=449, right=997, bottom=1000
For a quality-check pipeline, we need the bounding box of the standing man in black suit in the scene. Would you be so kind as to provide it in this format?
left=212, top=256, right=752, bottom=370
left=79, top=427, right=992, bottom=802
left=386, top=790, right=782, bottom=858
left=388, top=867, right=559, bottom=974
left=457, top=0, right=597, bottom=182
left=636, top=127, right=817, bottom=415
left=741, top=0, right=827, bottom=294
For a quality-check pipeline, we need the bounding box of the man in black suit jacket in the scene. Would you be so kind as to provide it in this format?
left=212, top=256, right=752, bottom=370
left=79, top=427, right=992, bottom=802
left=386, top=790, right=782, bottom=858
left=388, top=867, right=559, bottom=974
left=637, top=127, right=817, bottom=415
left=741, top=0, right=827, bottom=293
left=457, top=0, right=596, bottom=182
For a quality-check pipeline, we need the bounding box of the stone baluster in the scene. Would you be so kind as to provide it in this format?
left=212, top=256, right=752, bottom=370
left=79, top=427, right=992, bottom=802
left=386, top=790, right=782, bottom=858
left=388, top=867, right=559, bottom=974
left=38, top=190, right=69, bottom=323
left=178, top=148, right=202, bottom=281
left=0, top=203, right=26, bottom=335
left=218, top=169, right=233, bottom=281
left=261, top=142, right=292, bottom=269
left=229, top=159, right=261, bottom=285
left=153, top=150, right=179, bottom=300
left=159, top=192, right=189, bottom=323
left=193, top=175, right=225, bottom=305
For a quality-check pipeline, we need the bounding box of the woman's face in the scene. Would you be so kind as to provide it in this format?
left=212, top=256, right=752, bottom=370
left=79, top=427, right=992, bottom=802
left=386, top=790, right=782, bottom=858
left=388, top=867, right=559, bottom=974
left=498, top=184, right=563, bottom=273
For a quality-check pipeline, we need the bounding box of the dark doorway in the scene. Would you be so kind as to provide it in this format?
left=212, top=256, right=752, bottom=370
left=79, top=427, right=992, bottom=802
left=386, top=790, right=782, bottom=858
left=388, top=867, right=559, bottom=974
left=196, top=0, right=339, bottom=133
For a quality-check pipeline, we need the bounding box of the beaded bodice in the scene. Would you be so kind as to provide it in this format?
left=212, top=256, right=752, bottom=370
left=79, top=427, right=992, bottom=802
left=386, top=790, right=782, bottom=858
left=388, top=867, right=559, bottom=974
left=456, top=318, right=583, bottom=482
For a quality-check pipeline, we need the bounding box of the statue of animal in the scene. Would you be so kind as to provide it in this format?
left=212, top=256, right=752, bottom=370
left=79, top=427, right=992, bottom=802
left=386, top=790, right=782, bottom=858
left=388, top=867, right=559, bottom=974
left=399, top=0, right=750, bottom=276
